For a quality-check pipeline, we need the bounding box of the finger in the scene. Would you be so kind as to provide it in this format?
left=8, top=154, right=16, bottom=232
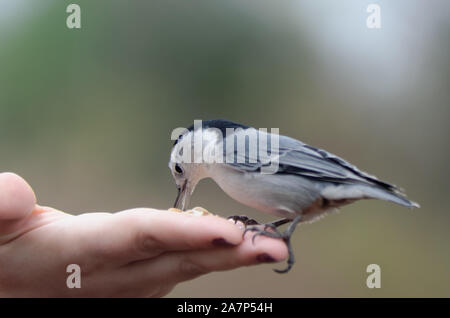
left=85, top=209, right=245, bottom=263
left=0, top=172, right=36, bottom=221
left=124, top=233, right=289, bottom=286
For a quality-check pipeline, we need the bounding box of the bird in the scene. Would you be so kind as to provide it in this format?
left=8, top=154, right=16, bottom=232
left=168, top=119, right=419, bottom=273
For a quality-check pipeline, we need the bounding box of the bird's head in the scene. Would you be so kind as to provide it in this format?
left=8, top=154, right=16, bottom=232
left=168, top=119, right=249, bottom=210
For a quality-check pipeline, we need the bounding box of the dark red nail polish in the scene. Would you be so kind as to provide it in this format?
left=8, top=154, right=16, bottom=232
left=212, top=238, right=234, bottom=247
left=256, top=253, right=276, bottom=263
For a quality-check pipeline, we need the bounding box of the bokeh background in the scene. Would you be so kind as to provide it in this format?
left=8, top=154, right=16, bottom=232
left=1, top=0, right=449, bottom=297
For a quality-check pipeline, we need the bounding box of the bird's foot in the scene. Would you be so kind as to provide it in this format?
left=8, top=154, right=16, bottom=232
left=242, top=217, right=292, bottom=240
left=244, top=226, right=295, bottom=274
left=227, top=215, right=260, bottom=226
left=243, top=215, right=302, bottom=274
left=243, top=225, right=284, bottom=246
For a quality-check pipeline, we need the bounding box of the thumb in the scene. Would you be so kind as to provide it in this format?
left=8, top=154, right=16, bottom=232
left=0, top=172, right=36, bottom=221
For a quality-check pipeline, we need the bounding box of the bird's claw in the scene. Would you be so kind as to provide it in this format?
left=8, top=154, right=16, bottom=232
left=273, top=236, right=294, bottom=273
left=244, top=225, right=283, bottom=244
left=244, top=224, right=295, bottom=274
left=234, top=216, right=301, bottom=274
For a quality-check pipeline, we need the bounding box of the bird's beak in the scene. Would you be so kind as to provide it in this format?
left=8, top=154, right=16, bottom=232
left=173, top=181, right=191, bottom=210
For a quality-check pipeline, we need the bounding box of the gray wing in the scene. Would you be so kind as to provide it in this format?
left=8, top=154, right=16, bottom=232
left=224, top=129, right=390, bottom=186
left=222, top=129, right=418, bottom=207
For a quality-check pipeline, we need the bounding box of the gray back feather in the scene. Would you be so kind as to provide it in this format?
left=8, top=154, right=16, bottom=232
left=222, top=129, right=402, bottom=193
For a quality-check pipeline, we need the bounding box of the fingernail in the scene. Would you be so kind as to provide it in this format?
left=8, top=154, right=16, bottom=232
left=212, top=238, right=235, bottom=247
left=256, top=253, right=276, bottom=263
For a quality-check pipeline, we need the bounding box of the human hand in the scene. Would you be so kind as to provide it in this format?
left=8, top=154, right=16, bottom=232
left=0, top=172, right=288, bottom=297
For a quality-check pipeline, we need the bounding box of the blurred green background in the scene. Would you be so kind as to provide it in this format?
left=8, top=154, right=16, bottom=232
left=0, top=0, right=449, bottom=297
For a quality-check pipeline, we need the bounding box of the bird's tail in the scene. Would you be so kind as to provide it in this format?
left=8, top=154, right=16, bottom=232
left=359, top=185, right=420, bottom=208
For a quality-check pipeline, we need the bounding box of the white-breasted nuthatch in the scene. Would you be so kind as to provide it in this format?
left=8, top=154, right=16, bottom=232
left=168, top=119, right=419, bottom=273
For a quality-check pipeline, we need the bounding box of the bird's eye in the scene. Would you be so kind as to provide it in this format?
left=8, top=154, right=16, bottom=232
left=174, top=163, right=184, bottom=175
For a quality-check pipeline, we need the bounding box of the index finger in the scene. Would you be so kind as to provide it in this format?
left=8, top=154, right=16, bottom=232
left=87, top=208, right=244, bottom=264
